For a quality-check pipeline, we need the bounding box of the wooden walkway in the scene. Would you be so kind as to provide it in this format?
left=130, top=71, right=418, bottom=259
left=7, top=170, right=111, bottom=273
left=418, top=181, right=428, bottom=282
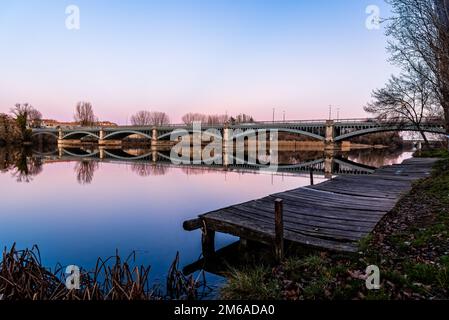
left=183, top=158, right=438, bottom=253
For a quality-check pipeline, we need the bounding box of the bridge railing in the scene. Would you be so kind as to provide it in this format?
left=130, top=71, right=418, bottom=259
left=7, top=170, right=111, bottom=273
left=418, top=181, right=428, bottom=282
left=31, top=117, right=445, bottom=131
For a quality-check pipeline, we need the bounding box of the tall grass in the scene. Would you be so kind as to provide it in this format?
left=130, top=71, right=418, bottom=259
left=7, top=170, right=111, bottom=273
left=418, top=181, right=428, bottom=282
left=0, top=244, right=206, bottom=300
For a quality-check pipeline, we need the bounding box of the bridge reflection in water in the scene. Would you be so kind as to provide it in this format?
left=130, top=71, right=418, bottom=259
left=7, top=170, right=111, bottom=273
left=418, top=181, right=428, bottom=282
left=33, top=146, right=379, bottom=178
left=23, top=145, right=413, bottom=278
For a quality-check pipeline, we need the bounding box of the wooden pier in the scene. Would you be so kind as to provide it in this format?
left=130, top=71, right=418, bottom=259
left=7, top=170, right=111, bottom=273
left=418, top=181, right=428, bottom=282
left=183, top=158, right=438, bottom=254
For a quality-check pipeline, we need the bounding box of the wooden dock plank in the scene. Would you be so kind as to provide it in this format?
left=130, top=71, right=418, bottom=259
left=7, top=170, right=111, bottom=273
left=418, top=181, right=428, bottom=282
left=185, top=157, right=439, bottom=253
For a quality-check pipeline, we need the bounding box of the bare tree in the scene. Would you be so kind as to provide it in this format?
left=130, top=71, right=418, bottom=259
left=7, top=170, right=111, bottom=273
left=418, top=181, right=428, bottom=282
left=149, top=111, right=170, bottom=126
left=365, top=66, right=437, bottom=147
left=10, top=103, right=32, bottom=119
left=386, top=0, right=449, bottom=133
left=229, top=113, right=255, bottom=124
left=181, top=113, right=208, bottom=125
left=130, top=110, right=152, bottom=125
left=206, top=114, right=229, bottom=125
left=74, top=102, right=96, bottom=126
left=130, top=110, right=170, bottom=126
left=28, top=108, right=42, bottom=128
left=10, top=103, right=42, bottom=128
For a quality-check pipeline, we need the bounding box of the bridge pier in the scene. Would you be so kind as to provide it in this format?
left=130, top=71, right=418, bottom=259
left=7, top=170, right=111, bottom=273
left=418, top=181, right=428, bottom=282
left=152, top=149, right=158, bottom=162
left=223, top=125, right=232, bottom=167
left=151, top=128, right=158, bottom=146
left=57, top=128, right=64, bottom=147
left=99, top=147, right=105, bottom=160
left=324, top=157, right=333, bottom=179
left=324, top=149, right=335, bottom=179
left=324, top=120, right=340, bottom=150
left=98, top=129, right=105, bottom=146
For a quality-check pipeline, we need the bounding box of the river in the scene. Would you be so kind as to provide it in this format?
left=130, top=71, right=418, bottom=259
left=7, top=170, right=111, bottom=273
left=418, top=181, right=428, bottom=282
left=0, top=146, right=414, bottom=295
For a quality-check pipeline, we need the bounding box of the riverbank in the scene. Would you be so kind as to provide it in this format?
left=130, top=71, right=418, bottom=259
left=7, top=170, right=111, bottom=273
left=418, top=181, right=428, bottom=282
left=221, top=149, right=449, bottom=299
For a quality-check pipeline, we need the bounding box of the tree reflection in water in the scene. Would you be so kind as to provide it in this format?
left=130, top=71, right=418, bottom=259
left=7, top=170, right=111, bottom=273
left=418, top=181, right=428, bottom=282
left=8, top=149, right=43, bottom=183
left=74, top=160, right=99, bottom=185
left=130, top=163, right=168, bottom=177
left=13, top=157, right=43, bottom=183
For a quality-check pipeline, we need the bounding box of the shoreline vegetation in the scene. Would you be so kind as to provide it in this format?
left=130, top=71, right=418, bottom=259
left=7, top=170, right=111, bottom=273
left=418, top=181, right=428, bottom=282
left=221, top=149, right=449, bottom=300
left=0, top=114, right=23, bottom=146
left=0, top=244, right=207, bottom=300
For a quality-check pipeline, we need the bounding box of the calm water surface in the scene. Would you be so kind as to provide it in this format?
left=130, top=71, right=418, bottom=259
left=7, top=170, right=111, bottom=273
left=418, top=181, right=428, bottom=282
left=0, top=147, right=414, bottom=292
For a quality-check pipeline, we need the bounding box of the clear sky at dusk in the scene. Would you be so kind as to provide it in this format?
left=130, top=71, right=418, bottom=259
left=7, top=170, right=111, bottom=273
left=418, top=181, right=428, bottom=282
left=0, top=0, right=395, bottom=124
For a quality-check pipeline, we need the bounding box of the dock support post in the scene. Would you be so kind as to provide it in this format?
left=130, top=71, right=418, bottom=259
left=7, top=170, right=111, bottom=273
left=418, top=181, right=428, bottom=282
left=240, top=238, right=248, bottom=250
left=274, top=198, right=284, bottom=263
left=309, top=168, right=314, bottom=185
left=201, top=222, right=215, bottom=259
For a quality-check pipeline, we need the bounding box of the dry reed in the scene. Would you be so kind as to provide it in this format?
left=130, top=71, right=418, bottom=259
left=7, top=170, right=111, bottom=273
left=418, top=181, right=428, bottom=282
left=0, top=244, right=207, bottom=300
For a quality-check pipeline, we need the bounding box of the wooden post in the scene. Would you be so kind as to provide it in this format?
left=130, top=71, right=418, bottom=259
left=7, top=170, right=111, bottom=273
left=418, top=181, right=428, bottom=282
left=240, top=238, right=248, bottom=250
left=309, top=168, right=314, bottom=185
left=201, top=222, right=215, bottom=259
left=274, top=198, right=284, bottom=263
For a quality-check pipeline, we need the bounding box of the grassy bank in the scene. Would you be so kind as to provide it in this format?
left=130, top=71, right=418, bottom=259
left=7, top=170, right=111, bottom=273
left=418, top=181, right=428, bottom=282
left=221, top=150, right=449, bottom=300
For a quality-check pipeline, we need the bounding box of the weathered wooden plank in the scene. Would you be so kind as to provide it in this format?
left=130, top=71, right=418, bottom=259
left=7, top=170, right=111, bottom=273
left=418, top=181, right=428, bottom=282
left=222, top=207, right=370, bottom=239
left=234, top=204, right=378, bottom=230
left=238, top=199, right=382, bottom=225
left=183, top=218, right=202, bottom=231
left=276, top=190, right=396, bottom=211
left=207, top=207, right=368, bottom=242
left=185, top=158, right=439, bottom=253
left=202, top=215, right=359, bottom=252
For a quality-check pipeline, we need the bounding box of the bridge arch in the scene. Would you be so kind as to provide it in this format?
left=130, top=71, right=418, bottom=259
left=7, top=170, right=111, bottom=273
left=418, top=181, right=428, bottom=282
left=32, top=148, right=58, bottom=156
left=62, top=148, right=100, bottom=157
left=103, top=130, right=152, bottom=140
left=157, top=127, right=325, bottom=141
left=334, top=125, right=446, bottom=142
left=158, top=128, right=223, bottom=140
left=231, top=128, right=324, bottom=141
left=63, top=131, right=100, bottom=140
left=31, top=131, right=58, bottom=139
left=103, top=149, right=154, bottom=160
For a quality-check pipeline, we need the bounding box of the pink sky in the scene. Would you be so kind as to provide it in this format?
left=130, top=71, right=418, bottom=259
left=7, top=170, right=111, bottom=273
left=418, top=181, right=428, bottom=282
left=0, top=0, right=395, bottom=124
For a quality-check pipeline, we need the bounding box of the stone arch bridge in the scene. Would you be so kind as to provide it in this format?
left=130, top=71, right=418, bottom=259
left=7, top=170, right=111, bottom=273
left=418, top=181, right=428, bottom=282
left=32, top=118, right=446, bottom=148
